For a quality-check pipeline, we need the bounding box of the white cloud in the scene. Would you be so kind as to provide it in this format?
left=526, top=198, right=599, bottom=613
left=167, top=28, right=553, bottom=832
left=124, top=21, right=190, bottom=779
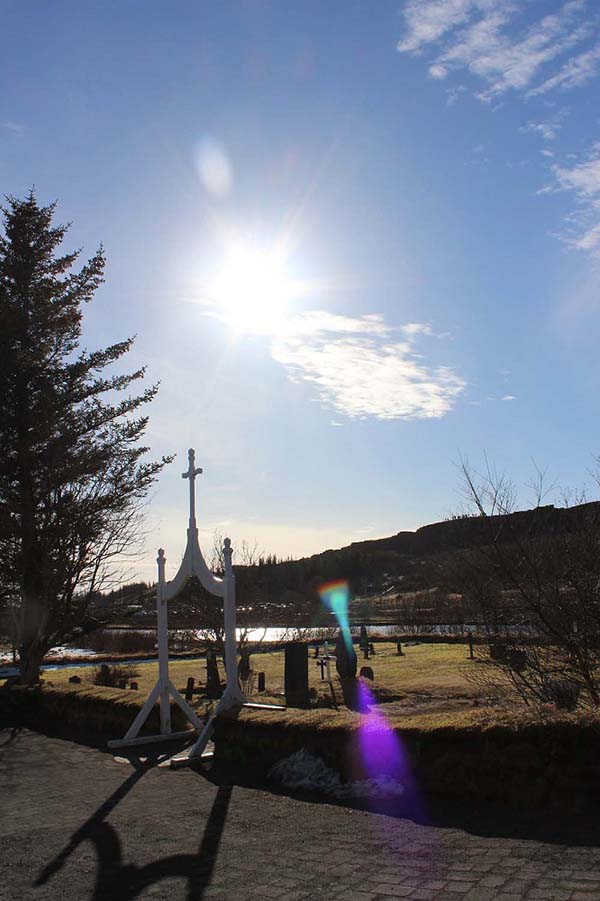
left=270, top=313, right=464, bottom=420
left=572, top=222, right=600, bottom=250
left=528, top=42, right=600, bottom=95
left=520, top=120, right=561, bottom=141
left=398, top=0, right=596, bottom=101
left=548, top=151, right=600, bottom=252
left=554, top=155, right=600, bottom=196
left=501, top=394, right=517, bottom=401
left=397, top=0, right=488, bottom=54
left=446, top=84, right=467, bottom=105
left=2, top=120, right=24, bottom=136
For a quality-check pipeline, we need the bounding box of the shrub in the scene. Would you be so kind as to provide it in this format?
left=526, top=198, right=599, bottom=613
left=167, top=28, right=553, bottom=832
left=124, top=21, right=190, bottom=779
left=84, top=629, right=156, bottom=655
left=91, top=663, right=140, bottom=687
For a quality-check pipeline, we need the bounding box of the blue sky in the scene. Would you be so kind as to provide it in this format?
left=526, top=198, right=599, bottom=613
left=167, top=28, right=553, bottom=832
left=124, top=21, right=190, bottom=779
left=2, top=1, right=600, bottom=580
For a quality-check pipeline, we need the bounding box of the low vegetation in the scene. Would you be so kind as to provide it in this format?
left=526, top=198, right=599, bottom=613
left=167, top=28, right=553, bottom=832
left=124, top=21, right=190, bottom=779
left=42, top=642, right=478, bottom=711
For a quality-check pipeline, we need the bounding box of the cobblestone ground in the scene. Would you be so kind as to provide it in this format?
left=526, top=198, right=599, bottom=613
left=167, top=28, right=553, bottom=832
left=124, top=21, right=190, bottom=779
left=1, top=729, right=600, bottom=900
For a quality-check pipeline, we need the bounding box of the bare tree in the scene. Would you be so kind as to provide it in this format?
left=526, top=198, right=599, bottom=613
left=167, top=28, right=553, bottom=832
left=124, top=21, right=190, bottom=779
left=447, top=457, right=600, bottom=709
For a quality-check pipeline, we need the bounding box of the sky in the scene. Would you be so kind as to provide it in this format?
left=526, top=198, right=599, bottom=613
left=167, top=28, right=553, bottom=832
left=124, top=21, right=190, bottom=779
left=2, top=0, right=600, bottom=582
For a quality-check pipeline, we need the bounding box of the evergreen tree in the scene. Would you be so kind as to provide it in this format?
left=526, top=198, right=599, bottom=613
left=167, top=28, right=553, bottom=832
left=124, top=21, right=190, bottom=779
left=0, top=192, right=171, bottom=682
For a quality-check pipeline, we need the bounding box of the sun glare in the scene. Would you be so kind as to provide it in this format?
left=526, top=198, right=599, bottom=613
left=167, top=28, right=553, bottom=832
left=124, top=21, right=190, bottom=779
left=208, top=243, right=294, bottom=333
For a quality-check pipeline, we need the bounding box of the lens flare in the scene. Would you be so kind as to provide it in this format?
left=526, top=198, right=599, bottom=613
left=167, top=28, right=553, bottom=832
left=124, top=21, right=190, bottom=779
left=354, top=681, right=424, bottom=813
left=318, top=579, right=425, bottom=818
left=318, top=579, right=353, bottom=653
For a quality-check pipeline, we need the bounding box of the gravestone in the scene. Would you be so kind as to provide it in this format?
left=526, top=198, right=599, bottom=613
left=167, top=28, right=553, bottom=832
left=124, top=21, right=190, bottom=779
left=130, top=681, right=138, bottom=690
left=185, top=677, right=195, bottom=701
left=368, top=642, right=375, bottom=656
left=396, top=640, right=404, bottom=656
left=359, top=625, right=369, bottom=658
left=335, top=634, right=357, bottom=680
left=118, top=679, right=127, bottom=689
left=68, top=675, right=81, bottom=684
left=359, top=665, right=374, bottom=681
left=467, top=631, right=474, bottom=660
left=206, top=649, right=222, bottom=698
left=490, top=642, right=506, bottom=663
left=507, top=648, right=527, bottom=672
left=257, top=671, right=265, bottom=692
left=316, top=654, right=329, bottom=681
left=284, top=642, right=309, bottom=708
left=238, top=651, right=251, bottom=683
left=98, top=663, right=110, bottom=686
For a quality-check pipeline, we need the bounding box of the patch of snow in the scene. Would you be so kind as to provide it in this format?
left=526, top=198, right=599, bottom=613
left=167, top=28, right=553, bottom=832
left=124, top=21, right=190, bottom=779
left=269, top=749, right=404, bottom=800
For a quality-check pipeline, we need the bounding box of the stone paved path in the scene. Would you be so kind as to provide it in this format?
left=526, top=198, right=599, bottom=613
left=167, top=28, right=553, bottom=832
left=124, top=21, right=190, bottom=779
left=1, top=729, right=600, bottom=900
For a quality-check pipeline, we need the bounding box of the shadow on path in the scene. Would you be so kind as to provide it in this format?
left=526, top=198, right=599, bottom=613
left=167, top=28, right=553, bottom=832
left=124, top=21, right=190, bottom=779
left=0, top=726, right=21, bottom=749
left=35, top=760, right=232, bottom=900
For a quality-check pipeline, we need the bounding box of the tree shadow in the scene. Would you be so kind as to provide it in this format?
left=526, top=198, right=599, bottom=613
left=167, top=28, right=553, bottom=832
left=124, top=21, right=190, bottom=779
left=35, top=760, right=232, bottom=900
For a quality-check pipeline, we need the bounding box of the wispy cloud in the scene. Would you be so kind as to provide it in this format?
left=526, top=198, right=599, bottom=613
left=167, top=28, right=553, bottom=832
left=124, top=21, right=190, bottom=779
left=397, top=1, right=600, bottom=255
left=270, top=312, right=464, bottom=420
left=528, top=41, right=600, bottom=95
left=549, top=150, right=600, bottom=251
left=520, top=116, right=565, bottom=141
left=554, top=154, right=600, bottom=197
left=2, top=120, right=25, bottom=137
left=398, top=0, right=598, bottom=101
left=397, top=0, right=486, bottom=54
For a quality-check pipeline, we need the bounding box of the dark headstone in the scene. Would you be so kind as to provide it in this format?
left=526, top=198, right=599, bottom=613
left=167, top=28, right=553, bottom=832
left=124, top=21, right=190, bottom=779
left=238, top=651, right=251, bottom=683
left=206, top=650, right=222, bottom=698
left=490, top=643, right=506, bottom=663
left=359, top=624, right=368, bottom=649
left=130, top=681, right=138, bottom=690
left=396, top=640, right=404, bottom=656
left=284, top=642, right=309, bottom=708
left=316, top=655, right=328, bottom=680
left=68, top=675, right=82, bottom=684
left=335, top=634, right=357, bottom=680
left=368, top=643, right=375, bottom=656
left=99, top=663, right=110, bottom=686
left=467, top=631, right=474, bottom=660
left=117, top=679, right=127, bottom=689
left=359, top=665, right=374, bottom=681
left=507, top=648, right=527, bottom=672
left=257, top=671, right=265, bottom=692
left=185, top=676, right=195, bottom=701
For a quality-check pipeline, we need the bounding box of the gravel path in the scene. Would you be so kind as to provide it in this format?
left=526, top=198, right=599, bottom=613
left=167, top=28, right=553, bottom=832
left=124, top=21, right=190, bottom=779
left=1, top=728, right=600, bottom=900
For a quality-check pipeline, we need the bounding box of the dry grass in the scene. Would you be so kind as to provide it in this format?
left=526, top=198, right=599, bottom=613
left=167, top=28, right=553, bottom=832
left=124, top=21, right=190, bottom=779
left=45, top=641, right=473, bottom=694
left=41, top=642, right=482, bottom=727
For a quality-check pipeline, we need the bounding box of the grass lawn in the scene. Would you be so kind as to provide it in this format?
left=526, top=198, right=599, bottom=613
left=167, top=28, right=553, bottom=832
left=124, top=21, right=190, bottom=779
left=43, top=642, right=479, bottom=719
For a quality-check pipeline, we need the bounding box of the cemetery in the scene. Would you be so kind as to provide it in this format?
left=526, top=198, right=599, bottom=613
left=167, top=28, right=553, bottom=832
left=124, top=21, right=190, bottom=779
left=4, top=448, right=600, bottom=818
left=4, top=9, right=600, bottom=887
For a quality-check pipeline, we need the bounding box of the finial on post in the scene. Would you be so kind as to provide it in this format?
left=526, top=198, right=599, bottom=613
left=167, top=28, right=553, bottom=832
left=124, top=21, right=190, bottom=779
left=157, top=547, right=166, bottom=587
left=223, top=537, right=233, bottom=575
left=182, top=447, right=203, bottom=526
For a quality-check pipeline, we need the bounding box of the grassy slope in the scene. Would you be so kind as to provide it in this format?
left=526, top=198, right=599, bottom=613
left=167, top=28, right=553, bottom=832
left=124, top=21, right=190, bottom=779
left=44, top=643, right=477, bottom=723
left=45, top=642, right=474, bottom=693
left=21, top=642, right=600, bottom=734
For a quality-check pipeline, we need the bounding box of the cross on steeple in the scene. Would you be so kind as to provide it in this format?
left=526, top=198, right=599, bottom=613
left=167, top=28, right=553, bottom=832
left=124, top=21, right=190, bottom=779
left=182, top=448, right=203, bottom=526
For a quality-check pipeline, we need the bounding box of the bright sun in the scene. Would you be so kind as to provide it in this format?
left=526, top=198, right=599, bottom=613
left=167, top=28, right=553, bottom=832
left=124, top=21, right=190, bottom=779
left=208, top=243, right=294, bottom=333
